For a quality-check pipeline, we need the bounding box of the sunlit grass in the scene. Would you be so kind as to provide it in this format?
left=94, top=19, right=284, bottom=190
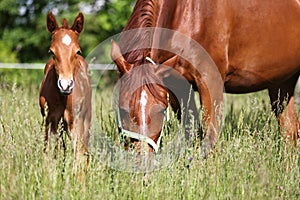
left=0, top=84, right=299, bottom=199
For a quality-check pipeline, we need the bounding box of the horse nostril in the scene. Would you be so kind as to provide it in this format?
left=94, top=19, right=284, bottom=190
left=69, top=79, right=74, bottom=89
left=57, top=79, right=63, bottom=90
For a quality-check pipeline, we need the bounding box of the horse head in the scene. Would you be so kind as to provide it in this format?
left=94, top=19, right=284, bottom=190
left=46, top=12, right=84, bottom=95
left=111, top=41, right=178, bottom=153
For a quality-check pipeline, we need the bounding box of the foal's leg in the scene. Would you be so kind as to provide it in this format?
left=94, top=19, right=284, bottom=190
left=71, top=116, right=84, bottom=170
left=72, top=115, right=91, bottom=174
left=82, top=111, right=91, bottom=171
left=268, top=75, right=300, bottom=146
left=44, top=118, right=59, bottom=153
left=44, top=120, right=51, bottom=153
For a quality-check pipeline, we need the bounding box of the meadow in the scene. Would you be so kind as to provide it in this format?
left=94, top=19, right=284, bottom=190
left=0, top=78, right=299, bottom=199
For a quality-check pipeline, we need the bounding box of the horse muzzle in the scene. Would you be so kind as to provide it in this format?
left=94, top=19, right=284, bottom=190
left=57, top=78, right=74, bottom=95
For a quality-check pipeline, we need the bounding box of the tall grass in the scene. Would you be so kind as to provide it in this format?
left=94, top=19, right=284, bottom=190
left=0, top=84, right=299, bottom=199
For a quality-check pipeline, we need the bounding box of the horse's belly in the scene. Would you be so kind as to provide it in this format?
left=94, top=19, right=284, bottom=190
left=224, top=74, right=271, bottom=93
left=224, top=65, right=299, bottom=93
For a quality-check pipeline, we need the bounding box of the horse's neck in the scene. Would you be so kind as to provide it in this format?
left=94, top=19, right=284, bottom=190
left=150, top=0, right=185, bottom=62
left=120, top=0, right=161, bottom=63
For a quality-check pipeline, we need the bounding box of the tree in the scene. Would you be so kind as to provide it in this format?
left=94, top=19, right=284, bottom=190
left=0, top=0, right=135, bottom=87
left=0, top=0, right=135, bottom=63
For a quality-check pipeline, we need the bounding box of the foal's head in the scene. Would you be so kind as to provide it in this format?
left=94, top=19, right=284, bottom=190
left=47, top=12, right=84, bottom=95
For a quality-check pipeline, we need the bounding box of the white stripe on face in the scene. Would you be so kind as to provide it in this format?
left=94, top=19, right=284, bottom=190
left=140, top=90, right=148, bottom=131
left=62, top=34, right=72, bottom=46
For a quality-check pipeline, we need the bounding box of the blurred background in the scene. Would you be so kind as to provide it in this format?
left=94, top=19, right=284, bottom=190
left=0, top=0, right=135, bottom=87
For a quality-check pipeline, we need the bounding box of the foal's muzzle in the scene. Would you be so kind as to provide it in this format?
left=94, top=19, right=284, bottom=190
left=57, top=79, right=74, bottom=95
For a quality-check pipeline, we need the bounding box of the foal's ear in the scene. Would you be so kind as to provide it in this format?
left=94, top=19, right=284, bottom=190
left=47, top=12, right=59, bottom=33
left=71, top=12, right=84, bottom=34
left=111, top=40, right=133, bottom=74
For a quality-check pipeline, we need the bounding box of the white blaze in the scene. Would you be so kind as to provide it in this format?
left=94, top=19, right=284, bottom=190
left=60, top=79, right=69, bottom=90
left=140, top=90, right=148, bottom=130
left=62, top=34, right=72, bottom=46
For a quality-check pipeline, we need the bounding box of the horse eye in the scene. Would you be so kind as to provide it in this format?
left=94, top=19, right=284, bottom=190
left=120, top=108, right=128, bottom=117
left=76, top=50, right=82, bottom=55
left=151, top=105, right=165, bottom=115
left=48, top=50, right=55, bottom=58
left=159, top=109, right=166, bottom=114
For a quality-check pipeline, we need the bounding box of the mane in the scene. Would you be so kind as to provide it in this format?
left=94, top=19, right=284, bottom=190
left=120, top=0, right=158, bottom=65
left=121, top=65, right=167, bottom=105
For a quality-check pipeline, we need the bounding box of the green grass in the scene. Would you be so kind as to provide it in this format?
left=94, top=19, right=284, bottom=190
left=0, top=83, right=299, bottom=200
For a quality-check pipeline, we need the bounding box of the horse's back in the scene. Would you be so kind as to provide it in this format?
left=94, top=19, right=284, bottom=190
left=189, top=0, right=300, bottom=92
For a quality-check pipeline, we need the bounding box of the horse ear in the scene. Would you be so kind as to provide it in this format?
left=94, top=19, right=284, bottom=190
left=111, top=40, right=133, bottom=74
left=71, top=12, right=84, bottom=33
left=155, top=55, right=179, bottom=78
left=47, top=12, right=59, bottom=33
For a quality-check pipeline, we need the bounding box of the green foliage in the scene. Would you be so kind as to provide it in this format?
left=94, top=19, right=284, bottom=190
left=80, top=0, right=134, bottom=57
left=0, top=0, right=134, bottom=63
left=0, top=40, right=18, bottom=62
left=0, top=68, right=43, bottom=88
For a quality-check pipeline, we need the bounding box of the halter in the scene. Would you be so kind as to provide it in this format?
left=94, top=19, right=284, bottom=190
left=145, top=56, right=157, bottom=66
left=116, top=106, right=166, bottom=153
left=116, top=57, right=169, bottom=153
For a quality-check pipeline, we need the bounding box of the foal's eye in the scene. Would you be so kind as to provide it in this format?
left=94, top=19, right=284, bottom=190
left=76, top=50, right=82, bottom=55
left=49, top=50, right=55, bottom=58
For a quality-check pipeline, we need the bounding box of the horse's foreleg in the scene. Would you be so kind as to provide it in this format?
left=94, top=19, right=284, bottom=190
left=195, top=74, right=224, bottom=158
left=185, top=88, right=200, bottom=140
left=165, top=76, right=200, bottom=140
left=296, top=77, right=300, bottom=103
left=179, top=87, right=200, bottom=141
left=268, top=75, right=300, bottom=146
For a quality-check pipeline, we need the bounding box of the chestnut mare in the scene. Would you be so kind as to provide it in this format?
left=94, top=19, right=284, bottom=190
left=111, top=0, right=300, bottom=156
left=40, top=12, right=92, bottom=169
